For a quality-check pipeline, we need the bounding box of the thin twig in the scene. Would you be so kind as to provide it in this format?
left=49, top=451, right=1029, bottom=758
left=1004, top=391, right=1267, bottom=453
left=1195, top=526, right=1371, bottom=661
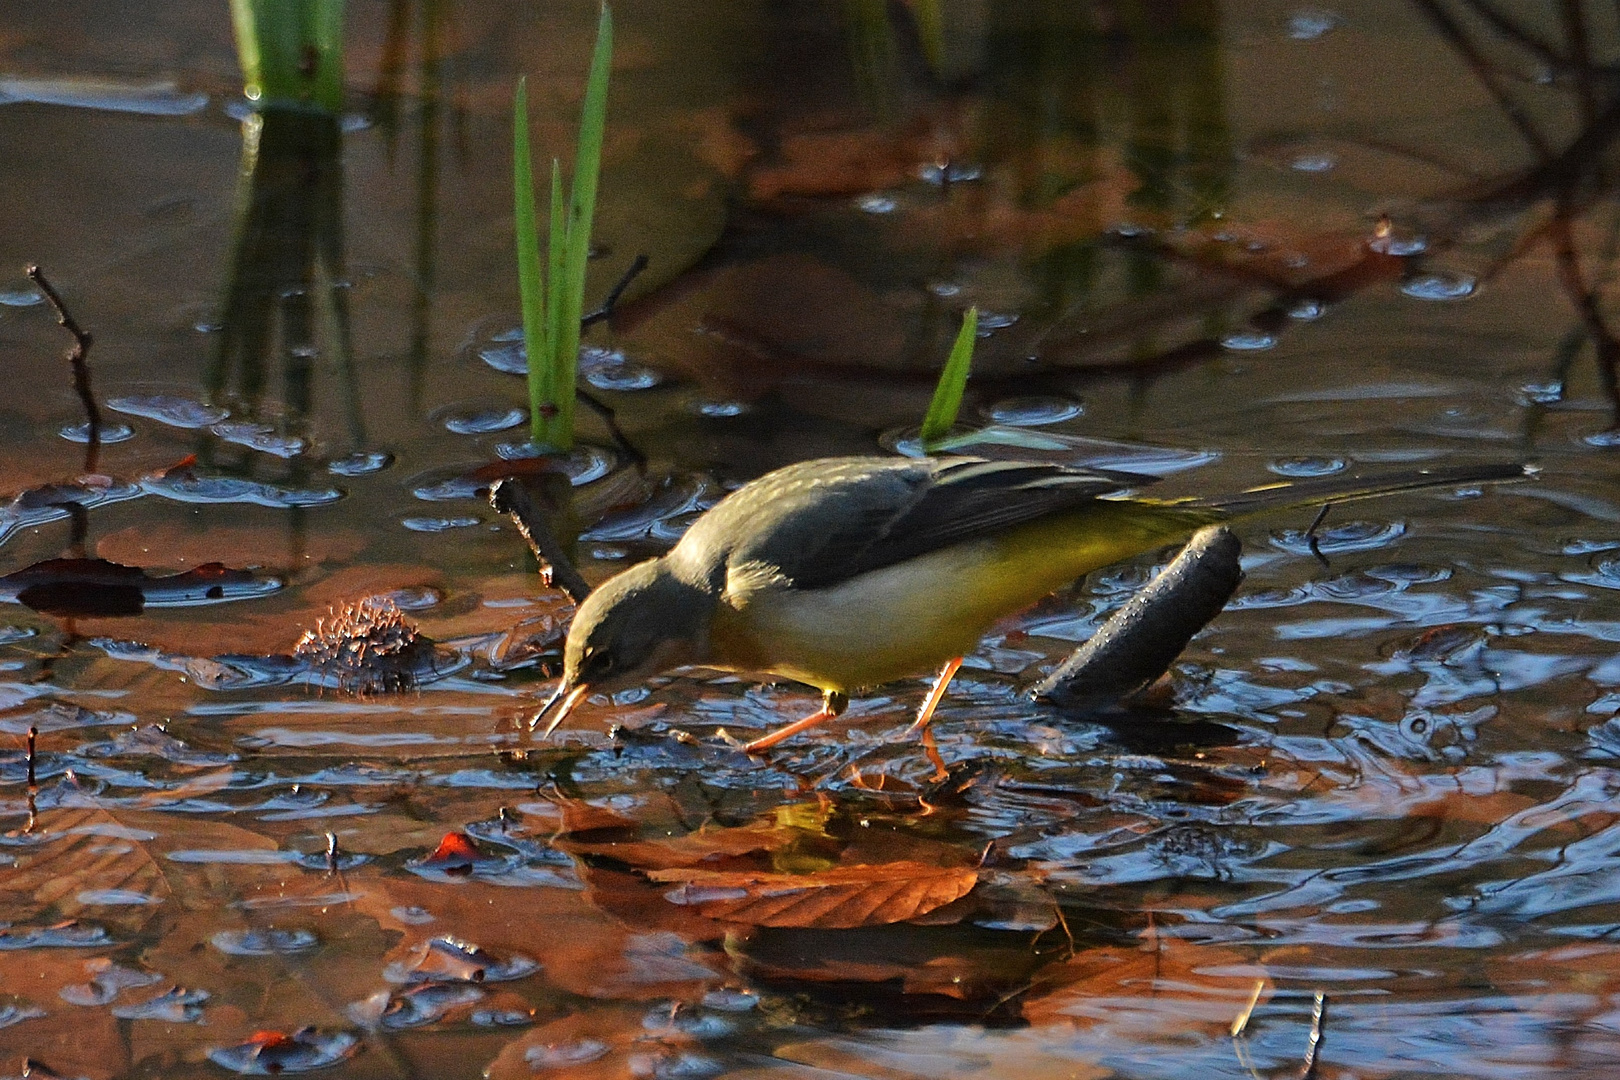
left=581, top=253, right=649, bottom=328
left=26, top=265, right=102, bottom=473
left=1550, top=206, right=1620, bottom=427
left=1232, top=1033, right=1266, bottom=1080
left=577, top=389, right=647, bottom=467
left=1456, top=0, right=1566, bottom=72
left=1304, top=503, right=1332, bottom=570
left=24, top=725, right=37, bottom=834
left=1051, top=901, right=1074, bottom=959
left=573, top=254, right=652, bottom=465
left=1230, top=979, right=1266, bottom=1038
left=1464, top=89, right=1620, bottom=209
left=66, top=503, right=89, bottom=560
left=1559, top=0, right=1598, bottom=127
left=489, top=479, right=593, bottom=603
left=26, top=266, right=91, bottom=351
left=1300, top=991, right=1327, bottom=1079
left=1410, top=0, right=1553, bottom=161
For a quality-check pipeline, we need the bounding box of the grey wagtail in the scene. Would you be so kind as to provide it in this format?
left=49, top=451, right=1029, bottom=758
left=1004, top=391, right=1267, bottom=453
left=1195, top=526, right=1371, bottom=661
left=536, top=455, right=1526, bottom=751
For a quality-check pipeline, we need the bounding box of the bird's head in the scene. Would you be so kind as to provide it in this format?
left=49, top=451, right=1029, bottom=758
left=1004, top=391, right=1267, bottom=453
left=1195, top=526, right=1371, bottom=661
left=536, top=558, right=712, bottom=735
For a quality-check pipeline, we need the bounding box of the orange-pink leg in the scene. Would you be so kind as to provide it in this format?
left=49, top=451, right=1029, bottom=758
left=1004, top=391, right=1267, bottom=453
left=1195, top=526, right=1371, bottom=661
left=744, top=690, right=849, bottom=754
left=906, top=657, right=963, bottom=736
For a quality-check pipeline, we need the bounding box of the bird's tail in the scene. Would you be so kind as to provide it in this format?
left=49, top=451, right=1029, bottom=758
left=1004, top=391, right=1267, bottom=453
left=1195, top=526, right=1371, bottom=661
left=1167, top=462, right=1532, bottom=518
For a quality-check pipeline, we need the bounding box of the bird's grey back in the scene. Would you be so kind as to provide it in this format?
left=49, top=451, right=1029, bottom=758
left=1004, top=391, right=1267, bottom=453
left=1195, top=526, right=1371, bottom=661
left=667, top=456, right=1146, bottom=592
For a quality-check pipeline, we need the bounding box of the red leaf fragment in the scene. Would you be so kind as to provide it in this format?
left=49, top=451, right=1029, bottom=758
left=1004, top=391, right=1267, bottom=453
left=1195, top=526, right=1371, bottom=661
left=421, top=831, right=482, bottom=875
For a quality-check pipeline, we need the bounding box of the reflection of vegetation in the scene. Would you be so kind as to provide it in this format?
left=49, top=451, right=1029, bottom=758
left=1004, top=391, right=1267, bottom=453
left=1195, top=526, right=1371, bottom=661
left=984, top=0, right=1230, bottom=340
left=209, top=110, right=360, bottom=450
left=230, top=0, right=345, bottom=112
left=842, top=0, right=904, bottom=119
left=370, top=0, right=453, bottom=407
left=212, top=0, right=362, bottom=567
left=513, top=5, right=613, bottom=451
left=831, top=1, right=1233, bottom=374
left=1414, top=0, right=1620, bottom=434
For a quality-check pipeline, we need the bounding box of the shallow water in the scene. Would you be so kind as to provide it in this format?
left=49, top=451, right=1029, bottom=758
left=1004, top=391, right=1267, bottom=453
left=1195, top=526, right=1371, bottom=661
left=3, top=1, right=1620, bottom=1077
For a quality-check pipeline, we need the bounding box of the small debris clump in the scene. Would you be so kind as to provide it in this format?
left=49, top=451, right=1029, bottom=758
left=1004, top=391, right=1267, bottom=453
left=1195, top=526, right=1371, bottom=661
left=293, top=597, right=438, bottom=693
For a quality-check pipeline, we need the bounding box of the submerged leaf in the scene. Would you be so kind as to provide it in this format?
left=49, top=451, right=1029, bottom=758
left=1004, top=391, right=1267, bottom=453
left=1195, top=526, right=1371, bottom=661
left=650, top=861, right=978, bottom=929
left=563, top=822, right=799, bottom=872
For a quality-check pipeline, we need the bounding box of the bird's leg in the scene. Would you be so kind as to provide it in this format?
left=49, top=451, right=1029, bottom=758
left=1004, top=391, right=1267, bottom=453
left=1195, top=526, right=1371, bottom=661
left=744, top=690, right=849, bottom=753
left=906, top=657, right=963, bottom=736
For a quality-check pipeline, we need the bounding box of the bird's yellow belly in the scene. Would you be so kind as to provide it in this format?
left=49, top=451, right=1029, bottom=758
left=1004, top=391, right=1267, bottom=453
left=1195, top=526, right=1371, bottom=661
left=708, top=501, right=1207, bottom=691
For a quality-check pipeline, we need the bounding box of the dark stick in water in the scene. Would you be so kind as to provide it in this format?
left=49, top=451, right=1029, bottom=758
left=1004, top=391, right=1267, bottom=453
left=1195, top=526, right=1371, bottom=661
left=26, top=265, right=102, bottom=474
left=489, top=479, right=593, bottom=604
left=1030, top=526, right=1243, bottom=710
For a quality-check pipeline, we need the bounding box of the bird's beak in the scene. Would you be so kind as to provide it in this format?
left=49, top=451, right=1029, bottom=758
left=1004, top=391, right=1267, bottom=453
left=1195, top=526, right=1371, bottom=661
left=533, top=681, right=591, bottom=737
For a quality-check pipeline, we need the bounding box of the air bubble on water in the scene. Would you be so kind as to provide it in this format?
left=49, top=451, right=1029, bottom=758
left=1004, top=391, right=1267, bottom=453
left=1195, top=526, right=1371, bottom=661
left=1517, top=381, right=1563, bottom=405
left=984, top=396, right=1083, bottom=426
left=1291, top=153, right=1337, bottom=172
left=1221, top=331, right=1276, bottom=351
left=211, top=422, right=307, bottom=458
left=1401, top=272, right=1476, bottom=301
left=441, top=405, right=526, bottom=434
left=403, top=516, right=481, bottom=532
left=328, top=450, right=393, bottom=476
left=0, top=288, right=44, bottom=307
left=1268, top=456, right=1347, bottom=477
left=60, top=421, right=134, bottom=443
left=107, top=395, right=229, bottom=428
left=1289, top=9, right=1342, bottom=39
left=490, top=443, right=616, bottom=485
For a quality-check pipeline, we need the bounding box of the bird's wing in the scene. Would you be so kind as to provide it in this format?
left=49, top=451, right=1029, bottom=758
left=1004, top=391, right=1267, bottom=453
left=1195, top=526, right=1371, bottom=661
left=670, top=456, right=1150, bottom=595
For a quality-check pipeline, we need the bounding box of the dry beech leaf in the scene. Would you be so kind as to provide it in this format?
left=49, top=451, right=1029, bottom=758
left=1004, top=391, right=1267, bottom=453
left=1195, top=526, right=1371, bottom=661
left=564, top=822, right=796, bottom=871
left=127, top=766, right=235, bottom=809
left=0, top=807, right=168, bottom=927
left=649, top=861, right=978, bottom=929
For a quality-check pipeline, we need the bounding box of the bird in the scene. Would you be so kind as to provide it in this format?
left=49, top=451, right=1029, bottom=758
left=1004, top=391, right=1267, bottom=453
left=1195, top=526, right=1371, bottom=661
left=535, top=455, right=1527, bottom=751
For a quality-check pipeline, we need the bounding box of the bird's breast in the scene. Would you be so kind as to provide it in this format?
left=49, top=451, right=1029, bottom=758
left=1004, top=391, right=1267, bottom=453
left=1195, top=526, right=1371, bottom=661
left=706, top=501, right=1204, bottom=691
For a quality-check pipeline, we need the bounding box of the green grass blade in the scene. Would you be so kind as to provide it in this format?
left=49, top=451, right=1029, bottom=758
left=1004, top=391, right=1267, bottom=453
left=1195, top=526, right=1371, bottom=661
left=538, top=2, right=612, bottom=451
left=920, top=306, right=977, bottom=451
left=541, top=158, right=567, bottom=442
left=513, top=76, right=550, bottom=434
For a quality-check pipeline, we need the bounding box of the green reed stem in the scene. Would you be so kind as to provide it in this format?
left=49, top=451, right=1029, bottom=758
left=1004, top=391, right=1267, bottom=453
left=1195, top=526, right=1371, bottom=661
left=513, top=4, right=612, bottom=451
left=921, top=307, right=978, bottom=451
left=230, top=0, right=345, bottom=113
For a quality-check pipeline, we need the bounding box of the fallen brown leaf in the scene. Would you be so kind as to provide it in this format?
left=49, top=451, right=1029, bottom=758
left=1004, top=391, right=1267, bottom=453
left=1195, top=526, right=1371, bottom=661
left=650, top=861, right=978, bottom=929
left=564, top=821, right=799, bottom=872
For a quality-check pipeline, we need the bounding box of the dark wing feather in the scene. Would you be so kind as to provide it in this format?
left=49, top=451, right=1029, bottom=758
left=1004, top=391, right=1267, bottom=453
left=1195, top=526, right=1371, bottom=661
left=832, top=458, right=1144, bottom=583
left=670, top=456, right=1150, bottom=592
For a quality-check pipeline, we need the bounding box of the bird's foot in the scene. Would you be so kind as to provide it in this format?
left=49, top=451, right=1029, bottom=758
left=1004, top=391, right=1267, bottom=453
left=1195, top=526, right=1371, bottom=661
left=743, top=690, right=849, bottom=754
left=742, top=707, right=838, bottom=753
